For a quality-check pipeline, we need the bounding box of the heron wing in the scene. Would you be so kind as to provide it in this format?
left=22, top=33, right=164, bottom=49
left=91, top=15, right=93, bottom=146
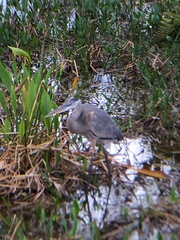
left=84, top=106, right=123, bottom=141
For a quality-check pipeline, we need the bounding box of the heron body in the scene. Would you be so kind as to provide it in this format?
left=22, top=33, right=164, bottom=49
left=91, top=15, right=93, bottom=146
left=46, top=98, right=123, bottom=153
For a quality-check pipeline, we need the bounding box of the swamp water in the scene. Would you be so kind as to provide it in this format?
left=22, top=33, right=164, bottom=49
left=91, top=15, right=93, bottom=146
left=57, top=74, right=179, bottom=239
left=1, top=73, right=179, bottom=240
left=0, top=0, right=179, bottom=239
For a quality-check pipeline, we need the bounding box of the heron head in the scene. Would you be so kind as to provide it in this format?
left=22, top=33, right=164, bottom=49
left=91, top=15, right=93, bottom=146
left=45, top=97, right=81, bottom=117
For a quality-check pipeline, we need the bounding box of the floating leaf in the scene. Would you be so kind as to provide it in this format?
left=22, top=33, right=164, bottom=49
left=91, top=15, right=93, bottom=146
left=122, top=164, right=168, bottom=179
left=8, top=46, right=31, bottom=64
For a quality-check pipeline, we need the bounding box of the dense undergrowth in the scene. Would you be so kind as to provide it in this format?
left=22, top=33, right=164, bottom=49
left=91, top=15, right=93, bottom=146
left=0, top=0, right=179, bottom=135
left=0, top=0, right=180, bottom=239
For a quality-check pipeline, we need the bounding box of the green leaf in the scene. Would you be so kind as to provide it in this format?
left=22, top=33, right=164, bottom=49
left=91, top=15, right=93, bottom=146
left=0, top=62, right=12, bottom=93
left=41, top=90, right=52, bottom=116
left=70, top=220, right=78, bottom=237
left=170, top=186, right=176, bottom=202
left=157, top=231, right=163, bottom=240
left=0, top=90, right=8, bottom=114
left=27, top=81, right=36, bottom=118
left=21, top=85, right=28, bottom=115
left=40, top=90, right=52, bottom=132
left=44, top=67, right=53, bottom=85
left=41, top=208, right=46, bottom=224
left=22, top=63, right=30, bottom=80
left=12, top=59, right=18, bottom=84
left=10, top=86, right=17, bottom=115
left=90, top=222, right=102, bottom=240
left=50, top=101, right=59, bottom=132
left=73, top=199, right=80, bottom=214
left=32, top=67, right=42, bottom=89
left=8, top=46, right=31, bottom=64
left=19, top=119, right=25, bottom=143
left=4, top=118, right=10, bottom=132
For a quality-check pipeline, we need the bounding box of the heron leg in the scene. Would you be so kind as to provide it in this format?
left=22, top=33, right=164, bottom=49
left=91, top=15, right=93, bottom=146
left=85, top=137, right=96, bottom=183
left=87, top=153, right=95, bottom=184
left=103, top=150, right=112, bottom=182
left=91, top=138, right=97, bottom=155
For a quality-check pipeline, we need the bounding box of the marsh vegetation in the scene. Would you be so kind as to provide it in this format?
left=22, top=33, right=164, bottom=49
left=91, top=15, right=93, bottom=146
left=0, top=0, right=180, bottom=239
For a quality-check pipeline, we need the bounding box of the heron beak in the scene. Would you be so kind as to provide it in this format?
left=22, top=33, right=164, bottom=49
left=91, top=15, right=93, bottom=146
left=45, top=104, right=74, bottom=118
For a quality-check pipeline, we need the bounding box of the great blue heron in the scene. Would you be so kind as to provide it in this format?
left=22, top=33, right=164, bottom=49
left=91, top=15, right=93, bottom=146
left=46, top=97, right=123, bottom=154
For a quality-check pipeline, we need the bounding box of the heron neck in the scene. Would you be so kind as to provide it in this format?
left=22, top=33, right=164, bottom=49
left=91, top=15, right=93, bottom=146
left=73, top=100, right=82, bottom=120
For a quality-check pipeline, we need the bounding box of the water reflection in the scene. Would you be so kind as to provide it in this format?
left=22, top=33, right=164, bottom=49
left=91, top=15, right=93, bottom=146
left=48, top=70, right=177, bottom=238
left=69, top=134, right=154, bottom=183
left=58, top=176, right=163, bottom=239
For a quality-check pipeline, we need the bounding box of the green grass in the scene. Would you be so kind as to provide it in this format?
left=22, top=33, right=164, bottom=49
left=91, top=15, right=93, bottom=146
left=0, top=1, right=180, bottom=239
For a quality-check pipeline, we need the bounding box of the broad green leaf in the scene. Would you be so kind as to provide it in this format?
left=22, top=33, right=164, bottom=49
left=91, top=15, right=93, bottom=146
left=46, top=101, right=59, bottom=132
left=22, top=63, right=30, bottom=80
left=32, top=67, right=42, bottom=89
left=40, top=90, right=52, bottom=116
left=41, top=208, right=46, bottom=224
left=0, top=90, right=8, bottom=114
left=27, top=81, right=36, bottom=119
left=4, top=118, right=10, bottom=132
left=70, top=220, right=78, bottom=236
left=19, top=119, right=25, bottom=143
left=40, top=90, right=52, bottom=132
left=12, top=59, right=18, bottom=84
left=0, top=62, right=12, bottom=93
left=10, top=86, right=17, bottom=115
left=54, top=114, right=59, bottom=132
left=73, top=199, right=80, bottom=214
left=170, top=186, right=176, bottom=202
left=21, top=86, right=28, bottom=114
left=8, top=46, right=31, bottom=64
left=44, top=67, right=53, bottom=85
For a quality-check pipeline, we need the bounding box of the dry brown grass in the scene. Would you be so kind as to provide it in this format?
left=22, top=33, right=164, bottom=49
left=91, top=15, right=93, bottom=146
left=0, top=130, right=118, bottom=206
